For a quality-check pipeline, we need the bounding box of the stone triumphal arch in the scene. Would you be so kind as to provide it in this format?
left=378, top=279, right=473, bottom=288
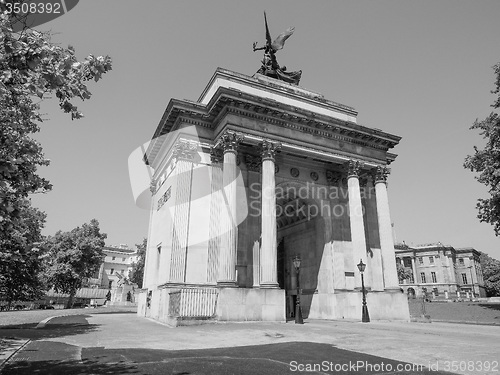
left=137, top=68, right=410, bottom=325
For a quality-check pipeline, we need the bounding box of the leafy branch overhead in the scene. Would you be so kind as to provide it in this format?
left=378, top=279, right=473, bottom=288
left=0, top=10, right=112, bottom=302
left=0, top=12, right=112, bottom=229
left=464, top=63, right=500, bottom=236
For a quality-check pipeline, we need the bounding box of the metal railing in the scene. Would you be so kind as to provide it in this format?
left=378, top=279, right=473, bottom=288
left=168, top=288, right=218, bottom=318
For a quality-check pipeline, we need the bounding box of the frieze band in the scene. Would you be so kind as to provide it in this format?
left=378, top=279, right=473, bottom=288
left=172, top=140, right=199, bottom=161
left=210, top=146, right=224, bottom=164
left=245, top=154, right=261, bottom=172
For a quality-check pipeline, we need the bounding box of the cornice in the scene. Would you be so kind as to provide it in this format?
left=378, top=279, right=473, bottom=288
left=145, top=76, right=402, bottom=167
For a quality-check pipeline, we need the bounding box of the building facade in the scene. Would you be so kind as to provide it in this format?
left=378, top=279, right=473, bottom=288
left=94, top=245, right=138, bottom=289
left=137, top=68, right=410, bottom=325
left=395, top=243, right=486, bottom=299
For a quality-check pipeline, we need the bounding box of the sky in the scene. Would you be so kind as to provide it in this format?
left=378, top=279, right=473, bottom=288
left=29, top=0, right=500, bottom=259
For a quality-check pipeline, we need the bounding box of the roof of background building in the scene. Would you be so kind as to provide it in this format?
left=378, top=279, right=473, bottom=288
left=103, top=245, right=137, bottom=254
left=394, top=242, right=479, bottom=256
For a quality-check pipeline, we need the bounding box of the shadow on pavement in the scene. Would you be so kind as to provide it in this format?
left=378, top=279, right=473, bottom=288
left=2, top=334, right=458, bottom=374
left=2, top=358, right=139, bottom=375
left=478, top=303, right=500, bottom=312
left=0, top=315, right=99, bottom=340
left=78, top=342, right=454, bottom=375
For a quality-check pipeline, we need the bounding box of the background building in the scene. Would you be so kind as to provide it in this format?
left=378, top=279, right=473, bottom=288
left=395, top=242, right=486, bottom=299
left=91, top=245, right=138, bottom=289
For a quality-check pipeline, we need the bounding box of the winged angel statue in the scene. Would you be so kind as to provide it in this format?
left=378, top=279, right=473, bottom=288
left=253, top=12, right=302, bottom=85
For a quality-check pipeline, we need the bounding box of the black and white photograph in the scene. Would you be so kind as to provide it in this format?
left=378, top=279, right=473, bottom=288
left=1, top=1, right=500, bottom=374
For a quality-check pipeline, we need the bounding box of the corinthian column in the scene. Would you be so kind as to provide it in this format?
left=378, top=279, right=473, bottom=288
left=374, top=166, right=399, bottom=290
left=260, top=139, right=281, bottom=288
left=217, top=131, right=243, bottom=286
left=207, top=147, right=223, bottom=284
left=346, top=159, right=368, bottom=289
left=169, top=140, right=197, bottom=283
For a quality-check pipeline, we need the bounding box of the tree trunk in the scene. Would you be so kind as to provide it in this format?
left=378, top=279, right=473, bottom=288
left=66, top=290, right=75, bottom=309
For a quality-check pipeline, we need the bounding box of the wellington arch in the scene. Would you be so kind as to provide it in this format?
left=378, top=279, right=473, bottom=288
left=136, top=68, right=410, bottom=325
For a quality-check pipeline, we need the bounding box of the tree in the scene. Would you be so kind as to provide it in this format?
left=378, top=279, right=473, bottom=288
left=397, top=263, right=413, bottom=284
left=0, top=199, right=47, bottom=308
left=479, top=252, right=500, bottom=297
left=0, top=7, right=111, bottom=236
left=129, top=238, right=146, bottom=288
left=44, top=219, right=107, bottom=308
left=464, top=63, right=500, bottom=235
left=0, top=5, right=111, bottom=302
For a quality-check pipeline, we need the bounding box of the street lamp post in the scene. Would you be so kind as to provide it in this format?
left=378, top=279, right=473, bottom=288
left=356, top=259, right=370, bottom=323
left=293, top=255, right=304, bottom=324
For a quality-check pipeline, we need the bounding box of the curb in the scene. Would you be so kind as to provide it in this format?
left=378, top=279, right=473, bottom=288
left=431, top=319, right=500, bottom=326
left=35, top=313, right=79, bottom=329
left=0, top=339, right=31, bottom=371
left=35, top=315, right=60, bottom=329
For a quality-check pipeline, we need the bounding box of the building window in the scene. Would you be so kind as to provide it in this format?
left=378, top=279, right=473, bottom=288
left=122, top=257, right=126, bottom=261
left=418, top=257, right=423, bottom=265
left=431, top=272, right=437, bottom=283
left=462, top=273, right=468, bottom=284
left=420, top=272, right=426, bottom=283
left=459, top=258, right=464, bottom=265
left=110, top=268, right=114, bottom=274
left=112, top=256, right=116, bottom=261
left=429, top=256, right=434, bottom=264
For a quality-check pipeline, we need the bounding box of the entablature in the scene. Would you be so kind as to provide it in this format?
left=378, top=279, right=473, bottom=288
left=146, top=69, right=402, bottom=168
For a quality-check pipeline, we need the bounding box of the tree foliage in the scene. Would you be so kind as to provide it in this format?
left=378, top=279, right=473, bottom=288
left=0, top=199, right=47, bottom=306
left=129, top=238, right=146, bottom=288
left=464, top=63, right=500, bottom=235
left=44, top=219, right=107, bottom=308
left=0, top=10, right=112, bottom=233
left=479, top=251, right=500, bottom=297
left=0, top=8, right=111, bottom=303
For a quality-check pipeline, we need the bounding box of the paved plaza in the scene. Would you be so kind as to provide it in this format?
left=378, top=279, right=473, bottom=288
left=1, top=309, right=499, bottom=374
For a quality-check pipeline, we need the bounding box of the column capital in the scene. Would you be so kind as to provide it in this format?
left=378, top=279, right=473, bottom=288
left=346, top=159, right=363, bottom=178
left=217, top=131, right=244, bottom=154
left=373, top=165, right=390, bottom=184
left=150, top=179, right=157, bottom=194
left=173, top=139, right=198, bottom=161
left=260, top=139, right=282, bottom=161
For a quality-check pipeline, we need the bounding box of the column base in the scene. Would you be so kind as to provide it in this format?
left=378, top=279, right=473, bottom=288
left=259, top=282, right=279, bottom=289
